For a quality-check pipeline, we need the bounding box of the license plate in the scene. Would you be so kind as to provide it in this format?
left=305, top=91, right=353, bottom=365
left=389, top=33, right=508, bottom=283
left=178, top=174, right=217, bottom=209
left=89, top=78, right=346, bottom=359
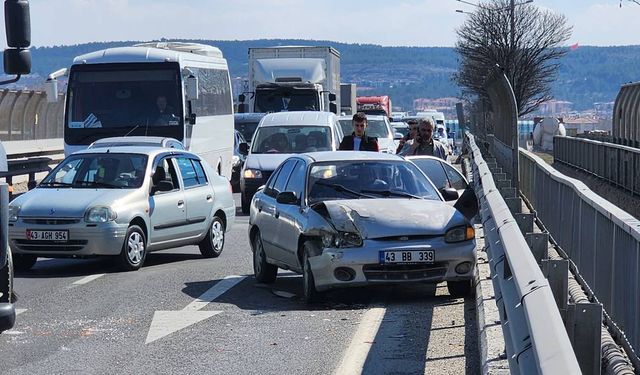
left=26, top=229, right=68, bottom=242
left=380, top=250, right=435, bottom=264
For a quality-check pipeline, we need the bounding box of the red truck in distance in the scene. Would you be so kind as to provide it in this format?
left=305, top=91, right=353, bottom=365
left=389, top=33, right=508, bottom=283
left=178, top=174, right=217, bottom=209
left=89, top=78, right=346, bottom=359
left=356, top=96, right=392, bottom=119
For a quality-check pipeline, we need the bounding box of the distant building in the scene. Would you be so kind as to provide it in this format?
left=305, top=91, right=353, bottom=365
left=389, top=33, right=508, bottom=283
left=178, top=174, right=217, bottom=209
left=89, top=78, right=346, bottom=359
left=538, top=100, right=573, bottom=115
left=594, top=101, right=614, bottom=119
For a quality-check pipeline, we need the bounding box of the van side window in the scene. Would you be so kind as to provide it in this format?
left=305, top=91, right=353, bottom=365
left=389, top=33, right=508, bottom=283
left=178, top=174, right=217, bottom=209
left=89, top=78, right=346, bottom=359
left=188, top=67, right=233, bottom=116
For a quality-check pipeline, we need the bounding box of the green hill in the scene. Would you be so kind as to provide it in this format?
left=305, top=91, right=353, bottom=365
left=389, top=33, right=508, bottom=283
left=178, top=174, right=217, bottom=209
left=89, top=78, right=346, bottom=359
left=8, top=39, right=640, bottom=111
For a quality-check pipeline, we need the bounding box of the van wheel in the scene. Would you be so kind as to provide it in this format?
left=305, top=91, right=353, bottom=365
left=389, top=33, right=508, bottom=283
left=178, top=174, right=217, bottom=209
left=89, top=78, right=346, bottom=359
left=199, top=215, right=225, bottom=258
left=241, top=194, right=250, bottom=215
left=0, top=251, right=12, bottom=303
left=12, top=254, right=37, bottom=272
left=119, top=225, right=146, bottom=271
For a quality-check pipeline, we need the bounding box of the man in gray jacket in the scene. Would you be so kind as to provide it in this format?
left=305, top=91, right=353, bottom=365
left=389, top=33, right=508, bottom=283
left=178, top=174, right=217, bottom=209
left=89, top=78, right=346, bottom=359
left=398, top=118, right=447, bottom=160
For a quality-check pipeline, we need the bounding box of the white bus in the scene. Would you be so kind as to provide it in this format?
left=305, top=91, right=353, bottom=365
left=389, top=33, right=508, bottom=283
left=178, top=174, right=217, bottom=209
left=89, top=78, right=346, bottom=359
left=45, top=42, right=234, bottom=179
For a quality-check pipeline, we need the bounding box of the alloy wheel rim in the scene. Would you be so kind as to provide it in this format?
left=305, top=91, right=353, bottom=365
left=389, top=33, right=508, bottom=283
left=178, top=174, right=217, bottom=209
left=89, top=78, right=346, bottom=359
left=211, top=220, right=224, bottom=251
left=127, top=232, right=144, bottom=264
left=254, top=238, right=263, bottom=275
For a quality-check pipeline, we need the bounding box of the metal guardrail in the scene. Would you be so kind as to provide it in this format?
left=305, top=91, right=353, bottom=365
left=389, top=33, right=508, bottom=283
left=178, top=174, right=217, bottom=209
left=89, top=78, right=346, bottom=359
left=554, top=135, right=640, bottom=196
left=467, top=131, right=582, bottom=373
left=520, top=145, right=640, bottom=369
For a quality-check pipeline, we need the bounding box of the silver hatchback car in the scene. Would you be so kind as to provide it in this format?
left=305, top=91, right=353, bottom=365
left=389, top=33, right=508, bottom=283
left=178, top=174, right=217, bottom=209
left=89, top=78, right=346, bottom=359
left=248, top=152, right=476, bottom=303
left=8, top=146, right=235, bottom=271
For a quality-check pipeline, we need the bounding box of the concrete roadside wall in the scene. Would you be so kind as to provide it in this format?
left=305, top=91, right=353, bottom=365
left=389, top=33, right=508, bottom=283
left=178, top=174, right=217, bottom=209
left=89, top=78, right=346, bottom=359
left=0, top=89, right=64, bottom=141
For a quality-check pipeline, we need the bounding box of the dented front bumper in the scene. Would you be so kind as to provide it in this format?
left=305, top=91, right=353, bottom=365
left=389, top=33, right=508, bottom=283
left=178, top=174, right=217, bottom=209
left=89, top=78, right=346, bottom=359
left=308, top=237, right=476, bottom=292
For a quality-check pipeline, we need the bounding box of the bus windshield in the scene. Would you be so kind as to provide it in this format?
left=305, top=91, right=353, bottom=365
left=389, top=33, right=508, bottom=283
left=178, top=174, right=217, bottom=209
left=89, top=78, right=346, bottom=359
left=65, top=63, right=183, bottom=145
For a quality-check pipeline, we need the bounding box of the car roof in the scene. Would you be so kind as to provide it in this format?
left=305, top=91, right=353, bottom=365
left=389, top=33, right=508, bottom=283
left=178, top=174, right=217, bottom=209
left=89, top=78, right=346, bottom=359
left=71, top=145, right=199, bottom=159
left=234, top=113, right=267, bottom=122
left=404, top=154, right=452, bottom=164
left=259, top=111, right=338, bottom=127
left=391, top=122, right=408, bottom=127
left=302, top=151, right=404, bottom=163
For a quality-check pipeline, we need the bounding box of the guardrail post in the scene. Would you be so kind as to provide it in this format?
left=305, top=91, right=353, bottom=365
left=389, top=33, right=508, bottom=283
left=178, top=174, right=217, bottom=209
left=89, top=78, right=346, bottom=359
left=514, top=213, right=534, bottom=235
left=566, top=303, right=603, bottom=375
left=505, top=197, right=522, bottom=215
left=526, top=233, right=549, bottom=264
left=541, top=259, right=568, bottom=317
left=500, top=187, right=517, bottom=199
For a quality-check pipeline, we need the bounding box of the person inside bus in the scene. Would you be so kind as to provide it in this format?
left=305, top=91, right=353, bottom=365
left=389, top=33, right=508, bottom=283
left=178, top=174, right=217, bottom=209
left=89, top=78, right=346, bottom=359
left=152, top=95, right=177, bottom=126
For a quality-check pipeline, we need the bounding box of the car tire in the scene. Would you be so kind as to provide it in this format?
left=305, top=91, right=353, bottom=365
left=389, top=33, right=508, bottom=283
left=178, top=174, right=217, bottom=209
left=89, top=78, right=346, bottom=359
left=12, top=254, right=37, bottom=272
left=118, top=225, right=146, bottom=271
left=302, top=241, right=322, bottom=304
left=0, top=251, right=12, bottom=303
left=199, top=215, right=225, bottom=258
left=253, top=233, right=277, bottom=284
left=241, top=194, right=250, bottom=215
left=447, top=279, right=473, bottom=297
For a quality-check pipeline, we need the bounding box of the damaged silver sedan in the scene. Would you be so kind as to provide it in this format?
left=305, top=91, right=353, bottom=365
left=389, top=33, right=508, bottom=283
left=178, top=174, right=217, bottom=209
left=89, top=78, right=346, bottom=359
left=248, top=151, right=476, bottom=302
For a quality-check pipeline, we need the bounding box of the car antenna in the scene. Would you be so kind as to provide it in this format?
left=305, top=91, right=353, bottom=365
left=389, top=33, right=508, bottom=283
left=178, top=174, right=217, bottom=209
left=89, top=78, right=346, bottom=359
left=124, top=124, right=140, bottom=137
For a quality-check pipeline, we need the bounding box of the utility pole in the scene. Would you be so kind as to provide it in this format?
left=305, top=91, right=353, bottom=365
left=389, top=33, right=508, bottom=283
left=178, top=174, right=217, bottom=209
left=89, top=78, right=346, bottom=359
left=510, top=0, right=519, bottom=194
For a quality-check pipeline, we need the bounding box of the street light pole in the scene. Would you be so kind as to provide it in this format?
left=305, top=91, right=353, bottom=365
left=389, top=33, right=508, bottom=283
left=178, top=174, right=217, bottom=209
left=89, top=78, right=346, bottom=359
left=509, top=0, right=520, bottom=194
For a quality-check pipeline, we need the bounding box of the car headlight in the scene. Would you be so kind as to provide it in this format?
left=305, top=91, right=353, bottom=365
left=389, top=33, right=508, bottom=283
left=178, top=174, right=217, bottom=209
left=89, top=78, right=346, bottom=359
left=84, top=206, right=117, bottom=223
left=444, top=225, right=475, bottom=243
left=322, top=231, right=363, bottom=248
left=243, top=169, right=262, bottom=179
left=8, top=205, right=20, bottom=222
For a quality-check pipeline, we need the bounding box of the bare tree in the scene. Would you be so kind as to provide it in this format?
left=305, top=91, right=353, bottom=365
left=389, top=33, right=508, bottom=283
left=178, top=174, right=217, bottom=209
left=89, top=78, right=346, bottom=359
left=454, top=1, right=572, bottom=116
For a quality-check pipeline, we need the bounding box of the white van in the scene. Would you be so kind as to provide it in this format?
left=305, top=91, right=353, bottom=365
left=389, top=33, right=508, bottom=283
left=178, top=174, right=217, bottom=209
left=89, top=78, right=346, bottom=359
left=240, top=111, right=343, bottom=213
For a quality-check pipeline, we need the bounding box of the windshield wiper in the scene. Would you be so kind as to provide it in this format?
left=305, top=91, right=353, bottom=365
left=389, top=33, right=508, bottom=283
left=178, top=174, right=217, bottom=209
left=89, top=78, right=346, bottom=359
left=314, top=181, right=374, bottom=199
left=39, top=181, right=73, bottom=187
left=77, top=181, right=124, bottom=189
left=360, top=189, right=422, bottom=199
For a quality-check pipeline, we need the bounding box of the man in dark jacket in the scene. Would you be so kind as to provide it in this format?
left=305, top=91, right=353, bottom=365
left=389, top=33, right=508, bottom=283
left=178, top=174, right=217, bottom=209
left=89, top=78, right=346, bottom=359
left=339, top=112, right=379, bottom=151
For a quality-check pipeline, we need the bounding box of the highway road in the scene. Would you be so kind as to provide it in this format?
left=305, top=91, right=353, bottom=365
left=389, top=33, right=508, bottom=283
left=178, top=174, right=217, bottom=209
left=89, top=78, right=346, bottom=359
left=1, top=194, right=480, bottom=375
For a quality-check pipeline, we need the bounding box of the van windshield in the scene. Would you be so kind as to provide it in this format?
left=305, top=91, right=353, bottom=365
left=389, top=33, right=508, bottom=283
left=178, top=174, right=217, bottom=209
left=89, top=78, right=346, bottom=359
left=254, top=87, right=319, bottom=112
left=65, top=63, right=183, bottom=145
left=251, top=126, right=332, bottom=154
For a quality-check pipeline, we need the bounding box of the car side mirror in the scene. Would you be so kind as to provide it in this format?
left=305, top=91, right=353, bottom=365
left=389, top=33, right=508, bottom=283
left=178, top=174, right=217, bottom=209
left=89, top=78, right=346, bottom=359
left=152, top=180, right=174, bottom=194
left=276, top=191, right=298, bottom=205
left=188, top=113, right=196, bottom=125
left=239, top=142, right=249, bottom=155
left=440, top=187, right=459, bottom=202
left=394, top=132, right=403, bottom=140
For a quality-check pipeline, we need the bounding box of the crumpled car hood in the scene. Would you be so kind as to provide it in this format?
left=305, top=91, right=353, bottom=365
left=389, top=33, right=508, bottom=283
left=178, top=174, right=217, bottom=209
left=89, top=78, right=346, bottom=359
left=317, top=198, right=465, bottom=239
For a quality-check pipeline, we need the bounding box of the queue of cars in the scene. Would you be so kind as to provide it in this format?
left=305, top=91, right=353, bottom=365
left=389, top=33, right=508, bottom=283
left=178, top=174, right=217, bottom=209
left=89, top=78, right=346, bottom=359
left=6, top=110, right=477, bottom=306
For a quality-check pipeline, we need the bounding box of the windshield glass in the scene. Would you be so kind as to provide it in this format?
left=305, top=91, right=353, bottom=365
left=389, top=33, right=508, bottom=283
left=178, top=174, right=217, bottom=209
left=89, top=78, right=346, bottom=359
left=338, top=120, right=352, bottom=136
left=41, top=153, right=148, bottom=189
left=251, top=126, right=332, bottom=154
left=235, top=121, right=260, bottom=143
left=65, top=63, right=183, bottom=144
left=307, top=160, right=440, bottom=203
left=254, top=88, right=319, bottom=112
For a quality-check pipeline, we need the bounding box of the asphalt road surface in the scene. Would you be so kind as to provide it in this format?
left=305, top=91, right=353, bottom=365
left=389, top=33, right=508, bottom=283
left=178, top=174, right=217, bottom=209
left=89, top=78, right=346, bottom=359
left=1, top=194, right=480, bottom=375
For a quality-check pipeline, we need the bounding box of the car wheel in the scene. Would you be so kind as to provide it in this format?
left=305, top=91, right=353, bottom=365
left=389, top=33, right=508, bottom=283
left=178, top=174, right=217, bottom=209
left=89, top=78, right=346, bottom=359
left=253, top=233, right=277, bottom=284
left=241, top=194, right=250, bottom=215
left=199, top=215, right=225, bottom=258
left=12, top=254, right=37, bottom=272
left=447, top=279, right=473, bottom=297
left=302, top=241, right=322, bottom=304
left=119, top=225, right=146, bottom=271
left=0, top=251, right=12, bottom=303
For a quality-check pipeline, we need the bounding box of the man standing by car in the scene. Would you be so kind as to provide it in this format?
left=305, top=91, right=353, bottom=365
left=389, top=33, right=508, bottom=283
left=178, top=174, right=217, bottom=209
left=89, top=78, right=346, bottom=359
left=339, top=112, right=379, bottom=151
left=398, top=118, right=447, bottom=160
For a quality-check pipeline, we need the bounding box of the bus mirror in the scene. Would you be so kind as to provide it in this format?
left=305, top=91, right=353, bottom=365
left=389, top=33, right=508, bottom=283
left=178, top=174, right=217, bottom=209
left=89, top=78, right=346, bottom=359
left=239, top=94, right=245, bottom=103
left=185, top=75, right=199, bottom=101
left=188, top=113, right=196, bottom=125
left=237, top=103, right=247, bottom=113
left=328, top=93, right=336, bottom=102
left=3, top=48, right=30, bottom=75
left=5, top=0, right=31, bottom=48
left=330, top=103, right=338, bottom=114
left=45, top=79, right=58, bottom=102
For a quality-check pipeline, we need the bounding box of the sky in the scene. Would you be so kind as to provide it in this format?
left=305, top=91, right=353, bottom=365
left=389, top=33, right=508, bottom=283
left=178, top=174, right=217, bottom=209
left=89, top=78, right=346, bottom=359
left=2, top=0, right=640, bottom=48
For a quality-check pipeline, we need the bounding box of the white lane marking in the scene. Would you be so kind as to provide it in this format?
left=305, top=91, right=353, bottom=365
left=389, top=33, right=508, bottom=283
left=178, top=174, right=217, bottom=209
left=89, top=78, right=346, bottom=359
left=72, top=273, right=106, bottom=286
left=145, top=275, right=246, bottom=344
left=182, top=275, right=246, bottom=312
left=333, top=306, right=386, bottom=375
left=15, top=308, right=27, bottom=315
